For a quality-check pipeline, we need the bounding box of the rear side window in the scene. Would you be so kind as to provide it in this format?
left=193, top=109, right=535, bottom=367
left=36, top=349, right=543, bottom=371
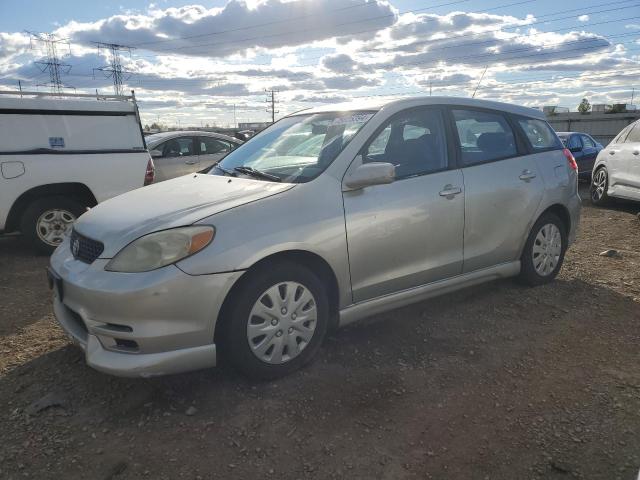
left=200, top=137, right=234, bottom=154
left=581, top=135, right=596, bottom=148
left=517, top=118, right=562, bottom=151
left=625, top=123, right=640, bottom=143
left=452, top=109, right=517, bottom=166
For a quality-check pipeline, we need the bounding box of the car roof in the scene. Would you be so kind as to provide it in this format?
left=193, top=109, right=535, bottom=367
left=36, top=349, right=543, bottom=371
left=296, top=96, right=546, bottom=120
left=146, top=130, right=241, bottom=145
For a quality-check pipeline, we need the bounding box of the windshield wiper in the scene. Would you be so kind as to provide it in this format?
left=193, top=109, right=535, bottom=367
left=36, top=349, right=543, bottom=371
left=214, top=164, right=237, bottom=177
left=234, top=166, right=282, bottom=182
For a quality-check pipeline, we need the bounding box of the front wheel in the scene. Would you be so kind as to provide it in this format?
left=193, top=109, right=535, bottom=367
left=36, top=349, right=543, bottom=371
left=220, top=262, right=329, bottom=380
left=518, top=213, right=567, bottom=286
left=590, top=167, right=610, bottom=205
left=20, top=196, right=86, bottom=255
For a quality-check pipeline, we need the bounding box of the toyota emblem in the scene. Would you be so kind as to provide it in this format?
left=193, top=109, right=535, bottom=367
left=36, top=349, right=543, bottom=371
left=71, top=238, right=80, bottom=258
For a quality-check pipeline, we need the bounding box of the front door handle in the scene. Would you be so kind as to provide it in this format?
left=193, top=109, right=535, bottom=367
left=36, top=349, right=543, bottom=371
left=185, top=159, right=198, bottom=165
left=633, top=150, right=640, bottom=156
left=609, top=150, right=617, bottom=155
left=439, top=185, right=462, bottom=198
left=519, top=170, right=537, bottom=182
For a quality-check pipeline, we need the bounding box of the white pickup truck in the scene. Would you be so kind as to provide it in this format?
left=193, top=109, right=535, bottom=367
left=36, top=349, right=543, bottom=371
left=0, top=91, right=154, bottom=253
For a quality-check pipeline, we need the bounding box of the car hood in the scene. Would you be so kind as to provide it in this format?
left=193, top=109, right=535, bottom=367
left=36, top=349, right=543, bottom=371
left=74, top=174, right=294, bottom=258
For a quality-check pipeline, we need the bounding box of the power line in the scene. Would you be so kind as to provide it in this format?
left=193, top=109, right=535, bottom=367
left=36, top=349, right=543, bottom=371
left=26, top=31, right=73, bottom=93
left=266, top=89, right=279, bottom=123
left=92, top=42, right=135, bottom=96
left=133, top=0, right=634, bottom=57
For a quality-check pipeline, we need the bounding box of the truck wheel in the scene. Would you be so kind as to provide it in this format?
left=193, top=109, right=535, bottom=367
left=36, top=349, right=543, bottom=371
left=220, top=261, right=329, bottom=380
left=20, top=196, right=86, bottom=255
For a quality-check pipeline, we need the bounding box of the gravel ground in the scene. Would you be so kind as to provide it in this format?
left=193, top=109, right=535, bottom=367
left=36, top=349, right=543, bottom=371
left=1, top=184, right=639, bottom=480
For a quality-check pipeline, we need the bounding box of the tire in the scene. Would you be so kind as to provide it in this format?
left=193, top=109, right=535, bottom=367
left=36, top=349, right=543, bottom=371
left=220, top=261, right=329, bottom=380
left=590, top=167, right=610, bottom=206
left=20, top=196, right=86, bottom=255
left=518, top=212, right=567, bottom=286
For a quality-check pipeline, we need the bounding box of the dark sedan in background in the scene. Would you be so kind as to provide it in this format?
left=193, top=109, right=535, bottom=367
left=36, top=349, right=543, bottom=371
left=557, top=132, right=604, bottom=180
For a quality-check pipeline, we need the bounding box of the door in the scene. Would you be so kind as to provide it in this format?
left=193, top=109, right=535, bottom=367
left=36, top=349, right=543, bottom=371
left=198, top=136, right=235, bottom=171
left=449, top=109, right=545, bottom=273
left=153, top=136, right=197, bottom=181
left=614, top=122, right=640, bottom=200
left=579, top=134, right=599, bottom=175
left=343, top=107, right=464, bottom=303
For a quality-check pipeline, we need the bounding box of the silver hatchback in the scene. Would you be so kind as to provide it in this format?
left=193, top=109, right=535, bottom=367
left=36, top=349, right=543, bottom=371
left=49, top=97, right=581, bottom=379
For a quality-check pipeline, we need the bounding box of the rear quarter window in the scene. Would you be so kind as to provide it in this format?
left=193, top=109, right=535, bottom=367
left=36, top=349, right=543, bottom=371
left=517, top=118, right=562, bottom=151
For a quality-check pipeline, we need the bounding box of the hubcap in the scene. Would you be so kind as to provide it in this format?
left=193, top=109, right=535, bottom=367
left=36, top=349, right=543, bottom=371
left=36, top=209, right=76, bottom=246
left=247, top=281, right=317, bottom=365
left=532, top=223, right=562, bottom=277
left=592, top=169, right=607, bottom=201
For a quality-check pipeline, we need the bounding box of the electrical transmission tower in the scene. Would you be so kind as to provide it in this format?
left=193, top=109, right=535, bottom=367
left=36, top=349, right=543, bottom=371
left=265, top=89, right=279, bottom=123
left=93, top=43, right=135, bottom=96
left=27, top=31, right=73, bottom=94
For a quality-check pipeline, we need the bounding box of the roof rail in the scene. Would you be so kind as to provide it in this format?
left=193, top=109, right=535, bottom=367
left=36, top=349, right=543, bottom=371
left=0, top=90, right=134, bottom=101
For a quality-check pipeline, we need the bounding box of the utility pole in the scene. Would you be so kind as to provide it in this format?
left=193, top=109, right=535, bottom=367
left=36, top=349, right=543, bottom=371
left=265, top=89, right=279, bottom=124
left=631, top=87, right=636, bottom=106
left=472, top=66, right=488, bottom=99
left=93, top=42, right=135, bottom=96
left=26, top=31, right=73, bottom=94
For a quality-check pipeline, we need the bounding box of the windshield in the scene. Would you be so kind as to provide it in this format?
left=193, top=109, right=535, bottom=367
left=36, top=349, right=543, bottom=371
left=210, top=111, right=375, bottom=183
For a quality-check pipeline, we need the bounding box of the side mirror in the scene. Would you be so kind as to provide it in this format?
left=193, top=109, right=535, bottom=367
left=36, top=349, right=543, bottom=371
left=344, top=161, right=395, bottom=191
left=150, top=149, right=163, bottom=158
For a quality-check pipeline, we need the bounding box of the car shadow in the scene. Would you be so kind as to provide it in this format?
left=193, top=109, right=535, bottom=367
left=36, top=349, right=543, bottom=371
left=1, top=276, right=639, bottom=478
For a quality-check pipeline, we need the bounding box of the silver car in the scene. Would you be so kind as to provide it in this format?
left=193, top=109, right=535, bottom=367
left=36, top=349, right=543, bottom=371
left=591, top=120, right=640, bottom=205
left=146, top=131, right=242, bottom=182
left=49, top=97, right=581, bottom=379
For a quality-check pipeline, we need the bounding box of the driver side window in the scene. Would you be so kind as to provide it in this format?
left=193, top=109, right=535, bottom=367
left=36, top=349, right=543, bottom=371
left=363, top=108, right=448, bottom=179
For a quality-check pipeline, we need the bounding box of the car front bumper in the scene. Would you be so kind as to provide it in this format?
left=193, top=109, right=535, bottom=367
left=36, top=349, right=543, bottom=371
left=49, top=239, right=243, bottom=378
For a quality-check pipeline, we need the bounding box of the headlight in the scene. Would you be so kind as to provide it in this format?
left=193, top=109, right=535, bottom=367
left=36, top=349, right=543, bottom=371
left=105, top=226, right=215, bottom=273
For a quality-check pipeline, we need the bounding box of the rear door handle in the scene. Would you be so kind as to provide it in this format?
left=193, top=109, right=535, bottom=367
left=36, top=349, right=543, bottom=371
left=609, top=150, right=617, bottom=155
left=185, top=159, right=198, bottom=165
left=519, top=170, right=537, bottom=182
left=439, top=185, right=462, bottom=197
left=633, top=150, right=640, bottom=156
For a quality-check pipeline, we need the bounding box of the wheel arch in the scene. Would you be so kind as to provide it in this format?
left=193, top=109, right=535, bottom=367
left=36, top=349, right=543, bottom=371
left=5, top=183, right=97, bottom=233
left=215, top=249, right=341, bottom=344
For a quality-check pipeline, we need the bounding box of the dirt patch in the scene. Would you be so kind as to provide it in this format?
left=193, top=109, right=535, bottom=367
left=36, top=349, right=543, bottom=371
left=1, top=185, right=639, bottom=479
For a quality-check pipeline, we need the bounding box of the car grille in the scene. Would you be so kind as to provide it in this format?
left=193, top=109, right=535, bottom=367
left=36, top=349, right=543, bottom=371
left=70, top=229, right=104, bottom=264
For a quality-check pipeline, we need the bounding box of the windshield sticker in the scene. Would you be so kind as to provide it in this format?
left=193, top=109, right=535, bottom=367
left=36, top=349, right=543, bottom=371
left=331, top=113, right=374, bottom=126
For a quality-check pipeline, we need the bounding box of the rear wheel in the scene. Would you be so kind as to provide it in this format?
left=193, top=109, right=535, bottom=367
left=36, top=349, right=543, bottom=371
left=20, top=196, right=85, bottom=255
left=518, top=213, right=567, bottom=286
left=591, top=167, right=610, bottom=205
left=220, top=262, right=329, bottom=380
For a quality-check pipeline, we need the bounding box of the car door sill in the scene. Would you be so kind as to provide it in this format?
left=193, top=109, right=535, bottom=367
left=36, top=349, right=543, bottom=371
left=338, top=261, right=521, bottom=327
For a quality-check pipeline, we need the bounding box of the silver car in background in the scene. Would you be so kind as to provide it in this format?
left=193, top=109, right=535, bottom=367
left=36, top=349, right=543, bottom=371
left=49, top=97, right=581, bottom=379
left=591, top=119, right=640, bottom=205
left=146, top=130, right=242, bottom=182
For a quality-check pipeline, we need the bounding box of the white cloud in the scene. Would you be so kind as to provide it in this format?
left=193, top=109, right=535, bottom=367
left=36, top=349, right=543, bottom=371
left=0, top=0, right=637, bottom=123
left=578, top=14, right=590, bottom=22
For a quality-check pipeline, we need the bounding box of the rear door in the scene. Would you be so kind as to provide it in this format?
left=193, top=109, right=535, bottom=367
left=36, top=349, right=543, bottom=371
left=198, top=136, right=236, bottom=172
left=448, top=108, right=545, bottom=273
left=153, top=136, right=197, bottom=181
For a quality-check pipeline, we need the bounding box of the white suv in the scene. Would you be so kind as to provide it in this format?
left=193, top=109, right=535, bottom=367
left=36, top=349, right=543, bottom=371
left=0, top=91, right=154, bottom=253
left=591, top=120, right=640, bottom=204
